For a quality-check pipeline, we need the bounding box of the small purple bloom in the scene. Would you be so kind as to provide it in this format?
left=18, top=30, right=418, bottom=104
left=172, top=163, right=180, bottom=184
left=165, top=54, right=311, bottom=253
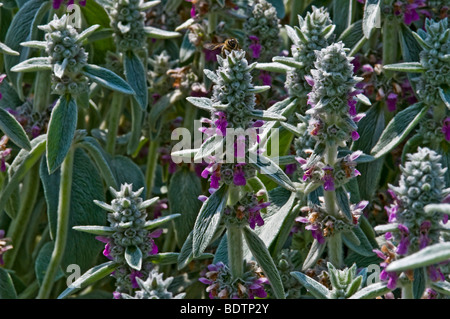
left=248, top=36, right=261, bottom=59
left=130, top=270, right=143, bottom=289
left=304, top=75, right=315, bottom=87
left=233, top=165, right=247, bottom=186
left=214, top=111, right=228, bottom=136
left=259, top=71, right=272, bottom=86
left=396, top=224, right=410, bottom=255
left=442, top=117, right=450, bottom=142
left=322, top=166, right=335, bottom=191
left=351, top=130, right=360, bottom=141
left=386, top=92, right=398, bottom=112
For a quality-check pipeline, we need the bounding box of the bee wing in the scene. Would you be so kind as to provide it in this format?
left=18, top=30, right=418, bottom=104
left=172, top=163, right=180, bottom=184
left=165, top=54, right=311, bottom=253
left=203, top=43, right=222, bottom=50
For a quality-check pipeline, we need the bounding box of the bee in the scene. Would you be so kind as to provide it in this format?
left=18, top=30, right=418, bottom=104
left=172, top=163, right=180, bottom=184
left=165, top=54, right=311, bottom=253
left=203, top=38, right=240, bottom=57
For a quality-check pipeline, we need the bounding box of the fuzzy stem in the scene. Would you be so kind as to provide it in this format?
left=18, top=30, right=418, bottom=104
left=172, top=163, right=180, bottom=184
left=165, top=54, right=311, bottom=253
left=145, top=139, right=160, bottom=198
left=327, top=232, right=344, bottom=268
left=37, top=147, right=74, bottom=299
left=3, top=163, right=40, bottom=268
left=106, top=93, right=124, bottom=155
left=227, top=225, right=244, bottom=280
left=183, top=103, right=197, bottom=140
left=401, top=281, right=414, bottom=299
left=324, top=144, right=338, bottom=217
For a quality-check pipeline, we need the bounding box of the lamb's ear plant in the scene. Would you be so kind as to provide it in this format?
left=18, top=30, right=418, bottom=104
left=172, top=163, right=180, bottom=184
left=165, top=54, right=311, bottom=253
left=58, top=183, right=209, bottom=299
left=372, top=147, right=450, bottom=298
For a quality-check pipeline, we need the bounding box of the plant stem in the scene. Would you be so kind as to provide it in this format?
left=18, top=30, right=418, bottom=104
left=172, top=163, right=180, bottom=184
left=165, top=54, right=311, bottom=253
left=324, top=144, right=338, bottom=217
left=227, top=225, right=244, bottom=280
left=401, top=281, right=414, bottom=299
left=327, top=232, right=344, bottom=268
left=145, top=138, right=160, bottom=198
left=106, top=93, right=124, bottom=155
left=37, top=147, right=75, bottom=299
left=4, top=163, right=40, bottom=269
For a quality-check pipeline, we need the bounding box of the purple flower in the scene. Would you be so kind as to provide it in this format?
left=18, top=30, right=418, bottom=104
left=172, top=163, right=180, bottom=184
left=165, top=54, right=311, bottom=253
left=214, top=111, right=228, bottom=136
left=53, top=0, right=86, bottom=9
left=248, top=36, right=261, bottom=59
left=428, top=265, right=445, bottom=282
left=304, top=75, right=315, bottom=87
left=386, top=92, right=398, bottom=112
left=396, top=224, right=410, bottom=255
left=285, top=163, right=297, bottom=175
left=152, top=199, right=168, bottom=219
left=419, top=220, right=431, bottom=249
left=442, top=117, right=450, bottom=142
left=259, top=71, right=272, bottom=86
left=351, top=130, right=360, bottom=141
left=198, top=195, right=208, bottom=202
left=95, top=236, right=113, bottom=260
left=394, top=1, right=426, bottom=25
left=130, top=269, right=143, bottom=289
left=112, top=291, right=121, bottom=299
left=148, top=229, right=163, bottom=255
left=322, top=166, right=335, bottom=191
left=233, top=165, right=247, bottom=186
left=373, top=245, right=399, bottom=290
left=247, top=201, right=270, bottom=229
left=348, top=98, right=357, bottom=116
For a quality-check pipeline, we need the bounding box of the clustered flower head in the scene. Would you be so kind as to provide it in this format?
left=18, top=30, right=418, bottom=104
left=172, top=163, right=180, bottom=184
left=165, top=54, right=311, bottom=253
left=199, top=261, right=269, bottom=299
left=0, top=229, right=13, bottom=265
left=120, top=268, right=186, bottom=299
left=39, top=15, right=89, bottom=96
left=376, top=147, right=449, bottom=289
left=222, top=190, right=270, bottom=229
left=147, top=50, right=178, bottom=95
left=243, top=0, right=281, bottom=62
left=283, top=6, right=335, bottom=104
left=193, top=49, right=270, bottom=189
left=7, top=101, right=52, bottom=139
left=94, top=184, right=162, bottom=297
left=110, top=0, right=147, bottom=52
left=275, top=250, right=303, bottom=298
left=305, top=41, right=365, bottom=149
left=0, top=136, right=12, bottom=172
left=296, top=202, right=366, bottom=244
left=414, top=18, right=450, bottom=107
left=52, top=0, right=86, bottom=10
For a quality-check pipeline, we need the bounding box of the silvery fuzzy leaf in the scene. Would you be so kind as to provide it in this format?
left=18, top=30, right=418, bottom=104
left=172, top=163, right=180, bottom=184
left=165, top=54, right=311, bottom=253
left=356, top=93, right=371, bottom=105
left=254, top=62, right=290, bottom=73
left=291, top=271, right=330, bottom=299
left=144, top=213, right=181, bottom=230
left=194, top=135, right=224, bottom=162
left=438, top=87, right=450, bottom=110
left=411, top=30, right=431, bottom=50
left=117, top=21, right=131, bottom=33
left=248, top=86, right=271, bottom=94
left=144, top=26, right=181, bottom=39
left=386, top=242, right=450, bottom=272
left=272, top=56, right=304, bottom=69
left=76, top=24, right=101, bottom=43
left=383, top=62, right=425, bottom=73
left=362, top=0, right=381, bottom=39
left=294, top=26, right=309, bottom=44
left=54, top=58, right=69, bottom=79
left=431, top=280, right=450, bottom=296
left=348, top=281, right=390, bottom=299
left=374, top=223, right=399, bottom=234
left=186, top=97, right=214, bottom=111
left=424, top=203, right=450, bottom=216
left=10, top=57, right=51, bottom=73
left=72, top=225, right=116, bottom=236
left=139, top=0, right=161, bottom=10
left=285, top=25, right=300, bottom=44
left=175, top=18, right=195, bottom=32
left=302, top=239, right=327, bottom=271
left=204, top=69, right=219, bottom=83
left=250, top=109, right=286, bottom=121
left=0, top=42, right=19, bottom=55
left=125, top=245, right=143, bottom=271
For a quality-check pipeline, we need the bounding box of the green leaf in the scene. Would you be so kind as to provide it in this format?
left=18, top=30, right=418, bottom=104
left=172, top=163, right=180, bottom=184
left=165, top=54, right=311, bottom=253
left=242, top=226, right=285, bottom=299
left=386, top=242, right=450, bottom=272
left=35, top=242, right=65, bottom=287
left=76, top=24, right=101, bottom=43
left=431, top=281, right=450, bottom=296
left=109, top=155, right=146, bottom=198
left=255, top=62, right=290, bottom=73
left=46, top=96, right=78, bottom=174
left=342, top=226, right=375, bottom=257
left=144, top=26, right=181, bottom=39
left=80, top=0, right=115, bottom=65
left=250, top=109, right=286, bottom=121
left=290, top=271, right=330, bottom=299
left=124, top=50, right=148, bottom=110
left=10, top=57, right=51, bottom=72
left=177, top=231, right=194, bottom=269
left=248, top=86, right=271, bottom=94
left=335, top=187, right=352, bottom=222
left=0, top=42, right=19, bottom=55
left=128, top=99, right=143, bottom=155
left=243, top=186, right=296, bottom=260
left=58, top=261, right=118, bottom=299
left=0, top=268, right=17, bottom=299
left=143, top=213, right=181, bottom=230
left=424, top=203, right=450, bottom=215
left=371, top=102, right=428, bottom=159
left=213, top=233, right=228, bottom=265
left=0, top=107, right=31, bottom=150
left=248, top=151, right=296, bottom=192
left=0, top=135, right=46, bottom=219
left=345, top=275, right=363, bottom=298
left=266, top=0, right=285, bottom=19
left=4, top=0, right=49, bottom=93
left=362, top=0, right=380, bottom=39
left=348, top=282, right=390, bottom=299
left=168, top=168, right=203, bottom=245
left=192, top=184, right=228, bottom=258
left=383, top=62, right=425, bottom=73
left=125, top=245, right=143, bottom=271
left=72, top=225, right=116, bottom=236
left=333, top=0, right=350, bottom=36
left=338, top=20, right=363, bottom=50
left=82, top=64, right=135, bottom=95
left=40, top=148, right=106, bottom=273
left=302, top=239, right=327, bottom=270
left=194, top=135, right=224, bottom=162
left=272, top=56, right=303, bottom=69
left=186, top=97, right=214, bottom=111
left=179, top=31, right=196, bottom=63
left=77, top=136, right=118, bottom=189
left=413, top=268, right=426, bottom=299
left=438, top=86, right=450, bottom=109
